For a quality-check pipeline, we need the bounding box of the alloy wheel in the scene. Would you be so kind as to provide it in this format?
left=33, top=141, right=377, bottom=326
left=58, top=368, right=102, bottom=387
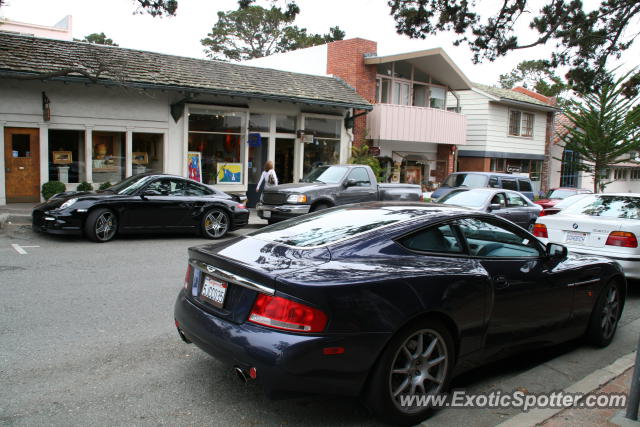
left=388, top=329, right=448, bottom=414
left=601, top=286, right=620, bottom=340
left=204, top=210, right=229, bottom=238
left=95, top=212, right=116, bottom=241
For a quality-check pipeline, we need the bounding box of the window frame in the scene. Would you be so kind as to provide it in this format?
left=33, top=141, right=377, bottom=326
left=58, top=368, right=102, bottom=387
left=346, top=167, right=373, bottom=187
left=508, top=109, right=535, bottom=138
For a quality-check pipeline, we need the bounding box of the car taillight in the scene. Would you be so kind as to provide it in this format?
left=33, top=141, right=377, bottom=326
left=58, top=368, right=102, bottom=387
left=538, top=210, right=546, bottom=216
left=184, top=264, right=193, bottom=289
left=532, top=223, right=548, bottom=238
left=237, top=203, right=246, bottom=209
left=248, top=294, right=327, bottom=333
left=606, top=231, right=638, bottom=248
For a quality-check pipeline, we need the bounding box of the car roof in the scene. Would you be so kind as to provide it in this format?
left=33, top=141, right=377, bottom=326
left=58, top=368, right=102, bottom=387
left=448, top=171, right=530, bottom=179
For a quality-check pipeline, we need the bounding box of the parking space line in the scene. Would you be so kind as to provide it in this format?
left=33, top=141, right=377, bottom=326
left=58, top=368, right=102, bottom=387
left=11, top=244, right=39, bottom=254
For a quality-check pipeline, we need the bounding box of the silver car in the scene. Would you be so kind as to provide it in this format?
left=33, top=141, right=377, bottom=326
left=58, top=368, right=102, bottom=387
left=438, top=188, right=543, bottom=231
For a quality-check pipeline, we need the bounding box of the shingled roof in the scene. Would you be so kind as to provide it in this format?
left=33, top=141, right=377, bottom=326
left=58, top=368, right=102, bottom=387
left=473, top=83, right=559, bottom=110
left=0, top=32, right=371, bottom=110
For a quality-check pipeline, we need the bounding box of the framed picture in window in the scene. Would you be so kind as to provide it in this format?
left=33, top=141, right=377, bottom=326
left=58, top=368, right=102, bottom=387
left=217, top=163, right=243, bottom=184
left=132, top=152, right=149, bottom=165
left=53, top=151, right=73, bottom=165
left=187, top=151, right=202, bottom=183
left=405, top=166, right=422, bottom=185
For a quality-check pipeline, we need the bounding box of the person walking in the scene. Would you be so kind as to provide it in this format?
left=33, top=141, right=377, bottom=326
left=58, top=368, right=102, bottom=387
left=256, top=160, right=278, bottom=194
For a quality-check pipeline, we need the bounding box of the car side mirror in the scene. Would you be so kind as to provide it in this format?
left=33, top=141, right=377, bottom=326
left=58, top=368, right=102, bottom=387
left=546, top=243, right=568, bottom=260
left=345, top=179, right=358, bottom=188
left=489, top=203, right=502, bottom=211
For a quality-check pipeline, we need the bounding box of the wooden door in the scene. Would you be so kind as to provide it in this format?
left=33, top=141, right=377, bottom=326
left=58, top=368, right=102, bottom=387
left=4, top=127, right=40, bottom=203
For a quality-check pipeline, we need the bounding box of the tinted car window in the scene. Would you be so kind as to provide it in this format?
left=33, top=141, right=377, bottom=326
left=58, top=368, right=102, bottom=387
left=248, top=206, right=433, bottom=247
left=398, top=224, right=462, bottom=254
left=145, top=178, right=185, bottom=196
left=457, top=218, right=540, bottom=258
left=108, top=175, right=155, bottom=195
left=518, top=179, right=532, bottom=192
left=489, top=176, right=500, bottom=188
left=347, top=168, right=371, bottom=186
left=491, top=193, right=506, bottom=207
left=443, top=173, right=489, bottom=188
left=184, top=181, right=213, bottom=196
left=561, top=195, right=640, bottom=219
left=506, top=193, right=526, bottom=207
left=501, top=179, right=517, bottom=191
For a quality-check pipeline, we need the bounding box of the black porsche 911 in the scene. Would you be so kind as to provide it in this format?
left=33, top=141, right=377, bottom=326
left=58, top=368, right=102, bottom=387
left=175, top=202, right=626, bottom=425
left=32, top=174, right=249, bottom=242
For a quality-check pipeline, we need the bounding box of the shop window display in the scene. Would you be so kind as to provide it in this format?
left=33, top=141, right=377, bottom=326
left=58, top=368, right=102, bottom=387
left=48, top=130, right=85, bottom=184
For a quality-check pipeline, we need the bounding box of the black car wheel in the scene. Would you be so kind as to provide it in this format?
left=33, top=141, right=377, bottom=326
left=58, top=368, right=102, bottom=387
left=311, top=203, right=330, bottom=212
left=201, top=208, right=230, bottom=239
left=363, top=319, right=454, bottom=425
left=587, top=279, right=623, bottom=347
left=85, top=208, right=118, bottom=243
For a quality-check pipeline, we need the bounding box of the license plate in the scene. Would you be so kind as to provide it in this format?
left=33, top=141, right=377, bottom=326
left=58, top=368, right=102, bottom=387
left=201, top=276, right=227, bottom=308
left=566, top=231, right=588, bottom=244
left=263, top=210, right=271, bottom=218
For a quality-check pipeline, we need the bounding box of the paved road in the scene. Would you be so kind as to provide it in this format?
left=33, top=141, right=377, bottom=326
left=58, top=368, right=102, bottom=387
left=1, top=222, right=638, bottom=426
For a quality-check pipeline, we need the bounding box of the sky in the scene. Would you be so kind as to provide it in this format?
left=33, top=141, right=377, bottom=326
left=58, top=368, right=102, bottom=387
left=1, top=0, right=638, bottom=86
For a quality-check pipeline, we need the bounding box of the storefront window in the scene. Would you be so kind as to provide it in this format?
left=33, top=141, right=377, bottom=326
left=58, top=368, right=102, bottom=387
left=249, top=113, right=270, bottom=132
left=275, top=115, right=296, bottom=133
left=188, top=110, right=245, bottom=185
left=132, top=133, right=163, bottom=175
left=92, top=131, right=125, bottom=183
left=303, top=117, right=341, bottom=175
left=48, top=130, right=85, bottom=184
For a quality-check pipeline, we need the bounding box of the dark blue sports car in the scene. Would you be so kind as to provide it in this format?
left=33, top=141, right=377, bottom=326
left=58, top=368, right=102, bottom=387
left=174, top=202, right=625, bottom=425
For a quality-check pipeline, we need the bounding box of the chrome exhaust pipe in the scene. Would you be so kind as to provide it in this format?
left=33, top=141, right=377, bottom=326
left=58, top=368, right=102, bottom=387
left=234, top=366, right=248, bottom=383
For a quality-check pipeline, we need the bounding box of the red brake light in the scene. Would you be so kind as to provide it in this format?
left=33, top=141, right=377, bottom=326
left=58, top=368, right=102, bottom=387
left=532, top=223, right=548, bottom=238
left=538, top=210, right=546, bottom=216
left=606, top=231, right=638, bottom=248
left=237, top=203, right=246, bottom=209
left=248, top=294, right=327, bottom=333
left=184, top=264, right=193, bottom=289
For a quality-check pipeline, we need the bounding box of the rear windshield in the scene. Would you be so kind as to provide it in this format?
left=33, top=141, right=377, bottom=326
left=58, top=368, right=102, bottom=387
left=248, top=205, right=431, bottom=247
left=561, top=195, right=640, bottom=219
left=546, top=189, right=576, bottom=199
left=443, top=174, right=488, bottom=188
left=439, top=190, right=489, bottom=208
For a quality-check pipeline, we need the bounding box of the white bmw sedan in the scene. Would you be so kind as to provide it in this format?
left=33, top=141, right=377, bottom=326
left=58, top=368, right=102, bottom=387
left=533, top=193, right=640, bottom=279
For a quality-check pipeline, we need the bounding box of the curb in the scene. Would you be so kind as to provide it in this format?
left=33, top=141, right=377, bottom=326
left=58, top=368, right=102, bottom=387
left=0, top=213, right=31, bottom=229
left=495, top=351, right=636, bottom=427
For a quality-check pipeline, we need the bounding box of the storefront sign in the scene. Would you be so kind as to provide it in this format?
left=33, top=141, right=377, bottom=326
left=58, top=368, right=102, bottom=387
left=187, top=151, right=202, bottom=182
left=248, top=133, right=262, bottom=147
left=507, top=166, right=521, bottom=173
left=217, top=163, right=242, bottom=183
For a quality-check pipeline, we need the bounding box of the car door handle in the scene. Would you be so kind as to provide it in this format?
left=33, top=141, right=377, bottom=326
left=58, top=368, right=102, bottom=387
left=493, top=276, right=509, bottom=289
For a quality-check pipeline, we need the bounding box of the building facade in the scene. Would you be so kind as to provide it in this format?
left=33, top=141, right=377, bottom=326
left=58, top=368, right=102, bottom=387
left=452, top=84, right=559, bottom=195
left=245, top=38, right=470, bottom=188
left=0, top=33, right=370, bottom=206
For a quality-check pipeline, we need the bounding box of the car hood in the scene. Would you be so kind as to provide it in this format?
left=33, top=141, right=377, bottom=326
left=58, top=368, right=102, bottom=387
left=34, top=191, right=125, bottom=210
left=266, top=182, right=338, bottom=193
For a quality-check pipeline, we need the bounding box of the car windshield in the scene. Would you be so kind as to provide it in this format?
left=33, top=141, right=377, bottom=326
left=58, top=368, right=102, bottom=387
left=105, top=175, right=155, bottom=195
left=443, top=173, right=488, bottom=188
left=561, top=195, right=640, bottom=219
left=301, top=166, right=349, bottom=184
left=546, top=189, right=576, bottom=199
left=553, top=193, right=592, bottom=209
left=439, top=190, right=488, bottom=208
left=248, top=205, right=431, bottom=247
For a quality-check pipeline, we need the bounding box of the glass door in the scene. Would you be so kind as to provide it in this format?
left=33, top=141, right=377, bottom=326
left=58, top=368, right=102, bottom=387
left=275, top=138, right=295, bottom=184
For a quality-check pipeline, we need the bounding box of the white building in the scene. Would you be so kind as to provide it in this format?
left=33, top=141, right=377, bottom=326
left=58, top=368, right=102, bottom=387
left=0, top=32, right=370, bottom=206
left=0, top=15, right=72, bottom=40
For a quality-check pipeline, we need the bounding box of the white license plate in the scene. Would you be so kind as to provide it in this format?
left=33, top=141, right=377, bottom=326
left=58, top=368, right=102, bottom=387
left=201, top=276, right=227, bottom=308
left=566, top=231, right=588, bottom=244
left=263, top=210, right=271, bottom=218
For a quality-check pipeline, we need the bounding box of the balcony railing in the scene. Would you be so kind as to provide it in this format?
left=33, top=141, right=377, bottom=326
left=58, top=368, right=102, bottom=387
left=367, top=103, right=467, bottom=146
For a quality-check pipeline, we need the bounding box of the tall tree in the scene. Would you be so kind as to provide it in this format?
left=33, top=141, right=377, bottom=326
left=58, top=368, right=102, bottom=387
left=134, top=0, right=177, bottom=16
left=202, top=1, right=344, bottom=61
left=78, top=33, right=119, bottom=46
left=387, top=0, right=640, bottom=92
left=499, top=60, right=569, bottom=105
left=558, top=71, right=640, bottom=193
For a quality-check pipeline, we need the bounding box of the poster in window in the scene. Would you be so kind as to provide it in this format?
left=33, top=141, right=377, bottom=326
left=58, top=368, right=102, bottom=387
left=53, top=151, right=73, bottom=165
left=217, top=163, right=242, bottom=183
left=187, top=151, right=202, bottom=183
left=405, top=166, right=422, bottom=185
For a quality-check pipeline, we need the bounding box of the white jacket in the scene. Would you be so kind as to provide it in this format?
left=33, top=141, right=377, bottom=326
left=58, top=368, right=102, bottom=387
left=257, top=169, right=278, bottom=189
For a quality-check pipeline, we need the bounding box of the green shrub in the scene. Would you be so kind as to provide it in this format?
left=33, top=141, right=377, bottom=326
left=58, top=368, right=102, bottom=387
left=77, top=181, right=93, bottom=192
left=42, top=181, right=66, bottom=200
left=98, top=181, right=112, bottom=191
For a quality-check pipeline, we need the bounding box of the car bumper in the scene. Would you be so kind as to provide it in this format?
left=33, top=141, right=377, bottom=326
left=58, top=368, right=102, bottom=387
left=539, top=238, right=640, bottom=279
left=174, top=290, right=387, bottom=397
left=31, top=208, right=84, bottom=235
left=256, top=203, right=311, bottom=221
left=230, top=210, right=250, bottom=230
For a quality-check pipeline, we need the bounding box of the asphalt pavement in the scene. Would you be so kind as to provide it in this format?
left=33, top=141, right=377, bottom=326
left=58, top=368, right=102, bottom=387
left=0, top=220, right=639, bottom=426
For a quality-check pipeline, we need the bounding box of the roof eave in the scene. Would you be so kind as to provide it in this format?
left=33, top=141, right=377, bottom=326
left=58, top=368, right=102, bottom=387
left=0, top=70, right=373, bottom=111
